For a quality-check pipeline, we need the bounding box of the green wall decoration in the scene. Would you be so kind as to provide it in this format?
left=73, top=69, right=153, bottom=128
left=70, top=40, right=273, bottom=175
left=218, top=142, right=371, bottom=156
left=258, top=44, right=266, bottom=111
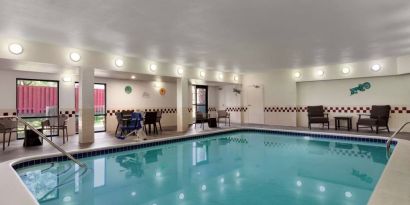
left=125, top=85, right=133, bottom=94
left=350, top=82, right=371, bottom=95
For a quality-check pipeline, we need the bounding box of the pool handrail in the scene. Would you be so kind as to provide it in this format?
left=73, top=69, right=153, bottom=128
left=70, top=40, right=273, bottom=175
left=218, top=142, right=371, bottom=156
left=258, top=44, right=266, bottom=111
left=386, top=121, right=410, bottom=157
left=0, top=116, right=87, bottom=168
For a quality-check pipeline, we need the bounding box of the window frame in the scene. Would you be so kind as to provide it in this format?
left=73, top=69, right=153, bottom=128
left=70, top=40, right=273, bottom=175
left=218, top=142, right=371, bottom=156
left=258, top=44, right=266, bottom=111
left=16, top=78, right=60, bottom=139
left=74, top=82, right=107, bottom=133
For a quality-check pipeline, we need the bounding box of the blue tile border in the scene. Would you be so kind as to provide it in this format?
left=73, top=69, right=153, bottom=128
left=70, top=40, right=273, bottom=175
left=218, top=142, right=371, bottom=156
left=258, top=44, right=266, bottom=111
left=12, top=128, right=397, bottom=170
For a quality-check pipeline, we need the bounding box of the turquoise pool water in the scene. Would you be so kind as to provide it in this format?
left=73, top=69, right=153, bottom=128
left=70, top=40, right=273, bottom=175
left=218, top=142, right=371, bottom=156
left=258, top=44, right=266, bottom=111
left=16, top=131, right=388, bottom=205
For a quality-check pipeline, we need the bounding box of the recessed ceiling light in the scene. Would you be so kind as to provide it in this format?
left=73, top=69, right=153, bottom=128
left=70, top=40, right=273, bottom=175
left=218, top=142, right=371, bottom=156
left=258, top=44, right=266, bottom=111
left=131, top=75, right=136, bottom=79
left=296, top=180, right=302, bottom=187
left=294, top=72, right=301, bottom=78
left=317, top=70, right=325, bottom=77
left=342, top=67, right=350, bottom=74
left=178, top=193, right=185, bottom=200
left=176, top=66, right=184, bottom=75
left=149, top=64, right=158, bottom=72
left=8, top=43, right=23, bottom=55
left=371, top=64, right=382, bottom=72
left=345, top=191, right=352, bottom=198
left=115, top=58, right=124, bottom=67
left=199, top=71, right=206, bottom=78
left=69, top=52, right=81, bottom=62
left=201, top=185, right=207, bottom=191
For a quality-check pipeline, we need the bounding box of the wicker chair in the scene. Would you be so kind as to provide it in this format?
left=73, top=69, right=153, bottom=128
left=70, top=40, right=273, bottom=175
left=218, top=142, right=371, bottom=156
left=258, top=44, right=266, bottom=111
left=307, top=106, right=329, bottom=129
left=357, top=105, right=391, bottom=134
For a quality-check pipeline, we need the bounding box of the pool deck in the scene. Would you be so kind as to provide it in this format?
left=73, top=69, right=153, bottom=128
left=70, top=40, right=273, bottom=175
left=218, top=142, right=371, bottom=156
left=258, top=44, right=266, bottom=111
left=0, top=124, right=409, bottom=205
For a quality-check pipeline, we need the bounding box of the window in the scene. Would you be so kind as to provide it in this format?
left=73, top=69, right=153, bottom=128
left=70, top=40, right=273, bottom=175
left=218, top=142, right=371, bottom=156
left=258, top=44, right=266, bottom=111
left=75, top=83, right=107, bottom=133
left=16, top=79, right=59, bottom=139
left=192, top=85, right=208, bottom=118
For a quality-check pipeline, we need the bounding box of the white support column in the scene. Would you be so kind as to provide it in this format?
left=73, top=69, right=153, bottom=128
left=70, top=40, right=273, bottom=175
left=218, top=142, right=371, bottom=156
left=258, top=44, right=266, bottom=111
left=79, top=67, right=95, bottom=144
left=177, top=78, right=190, bottom=132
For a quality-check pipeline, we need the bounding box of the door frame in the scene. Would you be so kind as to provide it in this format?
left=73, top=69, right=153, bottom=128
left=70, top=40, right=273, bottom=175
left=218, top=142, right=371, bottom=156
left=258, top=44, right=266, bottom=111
left=245, top=84, right=265, bottom=124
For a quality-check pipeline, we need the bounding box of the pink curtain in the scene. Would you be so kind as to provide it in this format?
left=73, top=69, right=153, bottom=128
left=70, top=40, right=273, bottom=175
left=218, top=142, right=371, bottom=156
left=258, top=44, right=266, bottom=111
left=75, top=86, right=105, bottom=114
left=17, top=85, right=58, bottom=115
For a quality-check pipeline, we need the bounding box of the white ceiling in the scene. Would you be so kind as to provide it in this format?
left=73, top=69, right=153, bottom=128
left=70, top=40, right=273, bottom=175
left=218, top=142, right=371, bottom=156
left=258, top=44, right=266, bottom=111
left=1, top=0, right=410, bottom=72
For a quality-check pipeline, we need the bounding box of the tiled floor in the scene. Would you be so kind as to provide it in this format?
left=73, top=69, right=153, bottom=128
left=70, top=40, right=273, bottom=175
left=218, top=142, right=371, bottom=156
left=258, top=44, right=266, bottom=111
left=1, top=123, right=409, bottom=163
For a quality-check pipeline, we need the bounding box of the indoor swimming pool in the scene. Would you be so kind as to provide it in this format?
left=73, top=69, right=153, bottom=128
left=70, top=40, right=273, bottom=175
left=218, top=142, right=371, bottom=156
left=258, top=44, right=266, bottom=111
left=15, top=130, right=390, bottom=205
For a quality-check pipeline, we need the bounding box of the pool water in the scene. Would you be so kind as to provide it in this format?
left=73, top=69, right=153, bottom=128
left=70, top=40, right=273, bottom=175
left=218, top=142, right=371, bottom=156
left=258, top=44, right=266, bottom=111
left=16, top=131, right=389, bottom=205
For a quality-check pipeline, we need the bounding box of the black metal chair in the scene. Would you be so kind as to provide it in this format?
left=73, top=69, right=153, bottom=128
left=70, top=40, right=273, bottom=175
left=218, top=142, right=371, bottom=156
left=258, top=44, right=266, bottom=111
left=194, top=112, right=207, bottom=130
left=357, top=105, right=391, bottom=134
left=217, top=110, right=230, bottom=126
left=307, top=106, right=329, bottom=129
left=144, top=112, right=158, bottom=135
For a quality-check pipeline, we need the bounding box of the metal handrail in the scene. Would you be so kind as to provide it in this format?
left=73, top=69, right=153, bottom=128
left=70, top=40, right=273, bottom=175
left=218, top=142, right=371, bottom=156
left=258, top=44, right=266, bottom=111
left=0, top=116, right=87, bottom=168
left=386, top=121, right=410, bottom=158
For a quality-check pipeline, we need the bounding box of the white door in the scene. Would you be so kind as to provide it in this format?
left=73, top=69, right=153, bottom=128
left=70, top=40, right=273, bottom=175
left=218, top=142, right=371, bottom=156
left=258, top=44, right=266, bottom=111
left=245, top=85, right=264, bottom=124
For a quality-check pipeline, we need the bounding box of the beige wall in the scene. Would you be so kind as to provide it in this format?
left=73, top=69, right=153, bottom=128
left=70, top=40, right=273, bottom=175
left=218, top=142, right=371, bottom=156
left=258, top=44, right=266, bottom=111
left=0, top=70, right=179, bottom=142
left=242, top=70, right=297, bottom=126
left=297, top=74, right=410, bottom=131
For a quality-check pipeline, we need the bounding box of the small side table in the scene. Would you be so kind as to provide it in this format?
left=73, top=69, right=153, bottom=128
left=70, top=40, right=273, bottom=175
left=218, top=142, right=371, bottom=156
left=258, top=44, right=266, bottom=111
left=334, top=116, right=353, bottom=131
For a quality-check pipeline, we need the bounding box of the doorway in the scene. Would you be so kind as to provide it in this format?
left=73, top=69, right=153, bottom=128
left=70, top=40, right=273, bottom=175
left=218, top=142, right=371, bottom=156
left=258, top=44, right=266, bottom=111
left=245, top=85, right=264, bottom=124
left=192, top=85, right=208, bottom=118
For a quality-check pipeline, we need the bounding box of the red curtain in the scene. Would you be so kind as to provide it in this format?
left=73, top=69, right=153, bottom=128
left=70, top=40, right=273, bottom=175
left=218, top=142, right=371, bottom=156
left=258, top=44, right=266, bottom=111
left=17, top=85, right=58, bottom=115
left=74, top=86, right=105, bottom=114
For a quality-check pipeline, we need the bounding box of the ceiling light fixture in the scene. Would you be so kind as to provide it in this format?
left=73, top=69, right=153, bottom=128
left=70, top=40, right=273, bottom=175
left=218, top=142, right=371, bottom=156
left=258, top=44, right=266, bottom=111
left=115, top=58, right=124, bottom=67
left=149, top=64, right=158, bottom=72
left=218, top=73, right=223, bottom=80
left=294, top=72, right=301, bottom=78
left=176, top=66, right=184, bottom=75
left=63, top=76, right=72, bottom=82
left=233, top=75, right=239, bottom=81
left=8, top=43, right=23, bottom=55
left=342, top=67, right=350, bottom=74
left=371, top=64, right=382, bottom=72
left=69, top=52, right=81, bottom=62
left=317, top=70, right=325, bottom=77
left=199, top=71, right=206, bottom=78
left=131, top=75, right=136, bottom=79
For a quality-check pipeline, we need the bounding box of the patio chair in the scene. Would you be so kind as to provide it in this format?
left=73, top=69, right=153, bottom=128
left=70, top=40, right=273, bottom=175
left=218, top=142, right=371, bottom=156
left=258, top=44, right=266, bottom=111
left=217, top=110, right=230, bottom=126
left=307, top=106, right=329, bottom=129
left=41, top=119, right=55, bottom=142
left=194, top=112, right=207, bottom=130
left=51, top=115, right=69, bottom=144
left=144, top=112, right=158, bottom=135
left=0, top=118, right=17, bottom=151
left=357, top=105, right=391, bottom=134
left=156, top=111, right=162, bottom=132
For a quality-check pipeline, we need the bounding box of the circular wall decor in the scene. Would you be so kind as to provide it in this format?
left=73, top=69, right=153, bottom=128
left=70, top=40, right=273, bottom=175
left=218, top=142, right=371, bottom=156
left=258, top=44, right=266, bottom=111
left=125, top=85, right=133, bottom=94
left=159, top=88, right=166, bottom=96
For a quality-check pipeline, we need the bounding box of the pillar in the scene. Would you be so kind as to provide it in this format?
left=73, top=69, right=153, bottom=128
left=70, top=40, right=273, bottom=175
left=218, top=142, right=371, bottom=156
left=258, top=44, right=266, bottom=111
left=177, top=78, right=190, bottom=131
left=79, top=67, right=95, bottom=143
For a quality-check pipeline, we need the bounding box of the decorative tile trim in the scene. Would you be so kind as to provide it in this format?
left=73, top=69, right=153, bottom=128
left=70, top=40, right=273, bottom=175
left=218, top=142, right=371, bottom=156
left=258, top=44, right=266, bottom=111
left=208, top=107, right=217, bottom=112
left=106, top=108, right=177, bottom=116
left=226, top=107, right=247, bottom=112
left=263, top=106, right=410, bottom=114
left=12, top=128, right=396, bottom=170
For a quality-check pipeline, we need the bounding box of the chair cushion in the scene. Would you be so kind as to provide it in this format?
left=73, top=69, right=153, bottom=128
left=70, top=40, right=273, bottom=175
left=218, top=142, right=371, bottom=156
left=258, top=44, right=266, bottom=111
left=309, top=117, right=329, bottom=123
left=357, top=118, right=377, bottom=125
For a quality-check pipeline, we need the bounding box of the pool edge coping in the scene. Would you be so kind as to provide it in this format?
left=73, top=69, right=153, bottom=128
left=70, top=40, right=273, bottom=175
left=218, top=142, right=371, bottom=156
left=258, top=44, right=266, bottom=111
left=0, top=127, right=404, bottom=205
